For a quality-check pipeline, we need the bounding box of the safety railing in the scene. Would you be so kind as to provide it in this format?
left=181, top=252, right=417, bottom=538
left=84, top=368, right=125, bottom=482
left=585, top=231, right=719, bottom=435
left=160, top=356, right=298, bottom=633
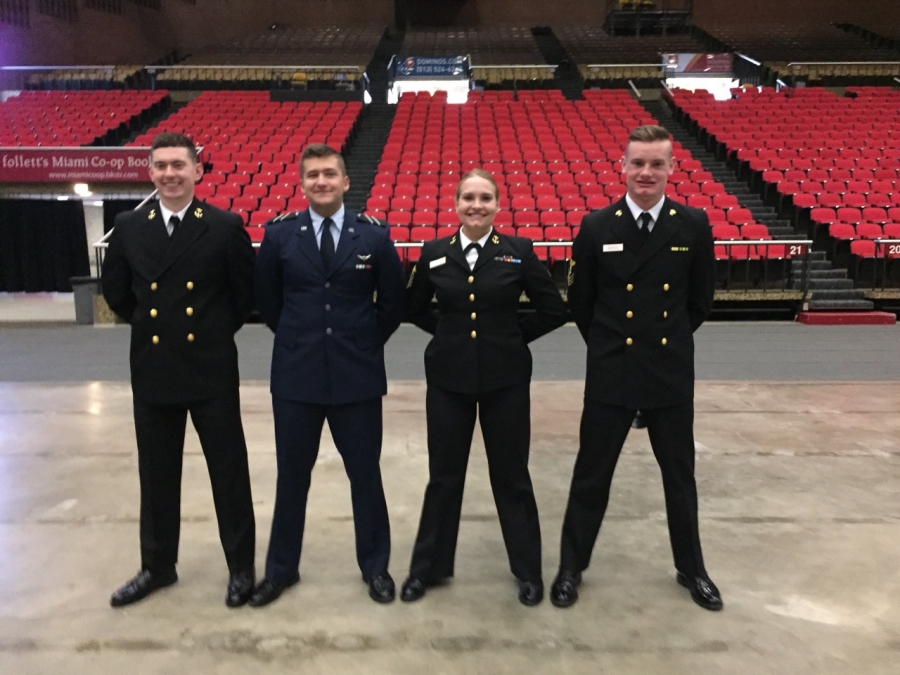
left=859, top=239, right=900, bottom=294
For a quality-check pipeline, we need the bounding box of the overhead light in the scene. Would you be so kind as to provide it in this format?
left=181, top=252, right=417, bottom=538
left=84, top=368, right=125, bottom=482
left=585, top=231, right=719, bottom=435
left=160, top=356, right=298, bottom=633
left=56, top=196, right=69, bottom=201
left=74, top=183, right=92, bottom=197
left=91, top=200, right=104, bottom=207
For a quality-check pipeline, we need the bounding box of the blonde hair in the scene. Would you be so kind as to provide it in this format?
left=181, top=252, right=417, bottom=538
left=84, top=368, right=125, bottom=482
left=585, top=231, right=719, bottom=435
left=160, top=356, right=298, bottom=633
left=455, top=169, right=500, bottom=201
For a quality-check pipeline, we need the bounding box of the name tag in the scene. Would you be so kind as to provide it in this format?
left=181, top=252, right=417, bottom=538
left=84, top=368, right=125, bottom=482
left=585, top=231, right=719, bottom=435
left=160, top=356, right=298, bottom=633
left=429, top=256, right=447, bottom=269
left=603, top=243, right=624, bottom=253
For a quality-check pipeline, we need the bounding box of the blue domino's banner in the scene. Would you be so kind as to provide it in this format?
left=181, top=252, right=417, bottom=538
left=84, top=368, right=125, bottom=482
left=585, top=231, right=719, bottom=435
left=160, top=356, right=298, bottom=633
left=395, top=56, right=469, bottom=78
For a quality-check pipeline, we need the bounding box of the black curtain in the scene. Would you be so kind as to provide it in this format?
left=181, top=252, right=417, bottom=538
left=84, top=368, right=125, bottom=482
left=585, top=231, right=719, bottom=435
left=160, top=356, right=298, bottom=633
left=103, top=199, right=143, bottom=234
left=0, top=200, right=91, bottom=292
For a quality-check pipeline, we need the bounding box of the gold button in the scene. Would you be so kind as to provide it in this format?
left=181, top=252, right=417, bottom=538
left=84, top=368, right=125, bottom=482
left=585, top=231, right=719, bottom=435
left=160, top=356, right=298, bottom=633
left=187, top=333, right=195, bottom=342
left=471, top=330, right=477, bottom=338
left=469, top=294, right=475, bottom=302
left=186, top=307, right=193, bottom=316
left=468, top=275, right=474, bottom=284
left=626, top=337, right=633, bottom=345
left=150, top=282, right=158, bottom=291
left=661, top=338, right=667, bottom=346
left=663, top=311, right=668, bottom=318
left=626, top=310, right=633, bottom=319
left=626, top=284, right=634, bottom=291
left=150, top=308, right=158, bottom=318
left=663, top=283, right=670, bottom=291
left=152, top=335, right=159, bottom=345
left=471, top=312, right=476, bottom=320
left=186, top=281, right=194, bottom=290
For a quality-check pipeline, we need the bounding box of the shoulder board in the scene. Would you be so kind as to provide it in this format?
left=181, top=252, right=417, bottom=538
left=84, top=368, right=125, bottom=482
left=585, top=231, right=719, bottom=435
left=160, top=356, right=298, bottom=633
left=270, top=211, right=305, bottom=224
left=357, top=213, right=387, bottom=228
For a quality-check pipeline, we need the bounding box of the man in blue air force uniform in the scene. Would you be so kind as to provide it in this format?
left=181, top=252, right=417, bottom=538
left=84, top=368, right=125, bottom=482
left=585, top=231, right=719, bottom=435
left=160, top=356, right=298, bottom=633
left=251, top=143, right=406, bottom=606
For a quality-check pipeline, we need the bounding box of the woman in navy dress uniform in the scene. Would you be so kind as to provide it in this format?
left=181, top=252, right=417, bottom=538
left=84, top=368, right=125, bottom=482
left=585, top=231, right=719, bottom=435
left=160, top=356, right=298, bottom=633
left=400, top=169, right=568, bottom=606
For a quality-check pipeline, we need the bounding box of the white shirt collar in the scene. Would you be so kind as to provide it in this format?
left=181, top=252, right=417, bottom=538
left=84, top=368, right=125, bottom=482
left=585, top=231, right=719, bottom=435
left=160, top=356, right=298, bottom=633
left=159, top=201, right=191, bottom=227
left=625, top=194, right=666, bottom=226
left=309, top=205, right=345, bottom=236
left=459, top=227, right=493, bottom=250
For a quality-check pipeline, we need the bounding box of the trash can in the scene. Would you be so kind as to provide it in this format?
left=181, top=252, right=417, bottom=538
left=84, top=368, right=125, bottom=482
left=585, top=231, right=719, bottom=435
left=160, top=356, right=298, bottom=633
left=70, top=276, right=101, bottom=325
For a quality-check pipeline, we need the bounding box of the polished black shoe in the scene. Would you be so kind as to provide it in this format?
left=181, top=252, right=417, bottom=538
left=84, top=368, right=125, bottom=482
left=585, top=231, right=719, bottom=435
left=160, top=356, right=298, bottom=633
left=676, top=572, right=723, bottom=611
left=518, top=580, right=544, bottom=607
left=110, top=568, right=178, bottom=607
left=225, top=570, right=255, bottom=608
left=400, top=576, right=427, bottom=603
left=631, top=410, right=647, bottom=429
left=247, top=573, right=300, bottom=608
left=550, top=569, right=582, bottom=608
left=368, top=572, right=396, bottom=604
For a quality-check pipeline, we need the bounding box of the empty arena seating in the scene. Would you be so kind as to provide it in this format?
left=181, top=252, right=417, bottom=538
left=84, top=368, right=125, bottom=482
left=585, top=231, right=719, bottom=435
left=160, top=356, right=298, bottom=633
left=0, top=90, right=169, bottom=146
left=697, top=22, right=900, bottom=81
left=24, top=66, right=146, bottom=90
left=366, top=89, right=773, bottom=268
left=553, top=25, right=707, bottom=84
left=128, top=92, right=362, bottom=230
left=402, top=27, right=545, bottom=65
left=155, top=26, right=382, bottom=89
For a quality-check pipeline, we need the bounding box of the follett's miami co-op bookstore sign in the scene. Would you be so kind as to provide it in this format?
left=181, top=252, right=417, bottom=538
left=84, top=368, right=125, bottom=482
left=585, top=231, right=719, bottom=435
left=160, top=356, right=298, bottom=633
left=0, top=148, right=151, bottom=182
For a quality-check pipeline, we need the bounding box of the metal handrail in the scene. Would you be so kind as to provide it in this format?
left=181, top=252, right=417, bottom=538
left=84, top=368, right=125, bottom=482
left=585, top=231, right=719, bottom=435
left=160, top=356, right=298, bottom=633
left=786, top=61, right=900, bottom=67
left=146, top=64, right=364, bottom=72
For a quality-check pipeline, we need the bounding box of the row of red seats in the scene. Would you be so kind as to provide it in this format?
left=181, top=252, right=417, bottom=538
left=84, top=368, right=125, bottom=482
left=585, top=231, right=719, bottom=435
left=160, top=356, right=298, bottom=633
left=1, top=90, right=168, bottom=147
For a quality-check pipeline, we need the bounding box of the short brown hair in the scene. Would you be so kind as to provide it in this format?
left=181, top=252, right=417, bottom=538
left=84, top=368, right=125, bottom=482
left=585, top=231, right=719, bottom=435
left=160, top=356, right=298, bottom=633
left=455, top=168, right=500, bottom=201
left=150, top=132, right=199, bottom=163
left=627, top=125, right=672, bottom=144
left=300, top=143, right=346, bottom=174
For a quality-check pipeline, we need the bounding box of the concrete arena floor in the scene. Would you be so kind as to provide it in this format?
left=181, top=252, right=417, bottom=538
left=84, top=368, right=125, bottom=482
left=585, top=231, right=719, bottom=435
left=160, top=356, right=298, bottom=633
left=1, top=379, right=898, bottom=674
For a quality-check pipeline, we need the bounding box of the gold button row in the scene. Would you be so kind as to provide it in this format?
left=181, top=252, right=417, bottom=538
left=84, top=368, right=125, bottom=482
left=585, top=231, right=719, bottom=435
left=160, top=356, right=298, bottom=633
left=150, top=281, right=194, bottom=290
left=625, top=283, right=670, bottom=291
left=625, top=338, right=668, bottom=346
left=151, top=334, right=195, bottom=344
left=471, top=330, right=477, bottom=339
left=150, top=307, right=193, bottom=318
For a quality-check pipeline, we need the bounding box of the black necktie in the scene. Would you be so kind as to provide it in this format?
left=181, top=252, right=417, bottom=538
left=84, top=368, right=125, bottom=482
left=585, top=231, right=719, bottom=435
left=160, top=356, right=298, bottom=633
left=169, top=215, right=180, bottom=237
left=464, top=242, right=481, bottom=268
left=320, top=217, right=335, bottom=268
left=638, top=212, right=652, bottom=246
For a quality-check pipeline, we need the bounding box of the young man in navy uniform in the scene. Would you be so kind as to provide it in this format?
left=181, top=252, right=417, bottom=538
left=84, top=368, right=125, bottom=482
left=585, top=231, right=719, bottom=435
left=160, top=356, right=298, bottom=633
left=552, top=125, right=721, bottom=611
left=251, top=144, right=406, bottom=606
left=102, top=132, right=257, bottom=608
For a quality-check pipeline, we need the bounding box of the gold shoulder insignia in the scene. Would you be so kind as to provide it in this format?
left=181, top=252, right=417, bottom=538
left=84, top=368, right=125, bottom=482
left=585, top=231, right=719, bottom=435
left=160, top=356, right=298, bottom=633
left=407, top=264, right=417, bottom=289
left=567, top=259, right=576, bottom=287
left=450, top=235, right=457, bottom=244
left=669, top=209, right=677, bottom=216
left=194, top=208, right=203, bottom=219
left=615, top=210, right=623, bottom=217
left=148, top=209, right=156, bottom=220
left=491, top=235, right=500, bottom=245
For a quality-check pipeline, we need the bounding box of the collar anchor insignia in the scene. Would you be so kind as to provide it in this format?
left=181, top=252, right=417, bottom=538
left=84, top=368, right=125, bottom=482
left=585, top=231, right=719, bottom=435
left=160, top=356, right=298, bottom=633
left=491, top=235, right=500, bottom=244
left=194, top=208, right=204, bottom=219
left=148, top=209, right=156, bottom=220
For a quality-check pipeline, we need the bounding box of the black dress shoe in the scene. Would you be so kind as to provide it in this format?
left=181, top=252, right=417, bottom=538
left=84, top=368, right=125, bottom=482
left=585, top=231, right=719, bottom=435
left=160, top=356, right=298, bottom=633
left=225, top=570, right=255, bottom=608
left=368, top=571, right=396, bottom=603
left=400, top=576, right=426, bottom=603
left=676, top=572, right=723, bottom=611
left=110, top=568, right=178, bottom=607
left=248, top=573, right=300, bottom=608
left=550, top=569, right=582, bottom=608
left=518, top=580, right=544, bottom=607
left=631, top=411, right=647, bottom=429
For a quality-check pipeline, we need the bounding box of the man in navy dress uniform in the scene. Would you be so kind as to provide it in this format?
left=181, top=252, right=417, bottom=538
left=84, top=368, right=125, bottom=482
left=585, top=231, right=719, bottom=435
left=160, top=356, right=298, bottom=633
left=102, top=132, right=257, bottom=608
left=250, top=144, right=406, bottom=606
left=551, top=125, right=722, bottom=611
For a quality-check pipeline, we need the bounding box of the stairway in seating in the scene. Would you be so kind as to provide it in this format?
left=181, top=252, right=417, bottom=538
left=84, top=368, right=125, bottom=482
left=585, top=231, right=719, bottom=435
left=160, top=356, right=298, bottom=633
left=645, top=99, right=873, bottom=310
left=343, top=103, right=395, bottom=214
left=531, top=26, right=584, bottom=101
left=341, top=29, right=404, bottom=214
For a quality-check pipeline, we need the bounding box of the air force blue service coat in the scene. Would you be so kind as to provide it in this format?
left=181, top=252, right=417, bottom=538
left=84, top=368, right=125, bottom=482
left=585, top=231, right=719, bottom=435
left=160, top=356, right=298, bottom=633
left=254, top=210, right=406, bottom=404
